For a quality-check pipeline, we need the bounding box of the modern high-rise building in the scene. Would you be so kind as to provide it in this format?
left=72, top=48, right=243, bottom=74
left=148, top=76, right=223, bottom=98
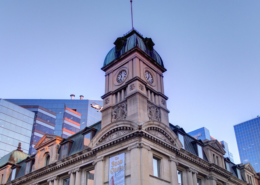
left=0, top=99, right=34, bottom=157
left=234, top=116, right=260, bottom=172
left=188, top=127, right=234, bottom=162
left=20, top=105, right=56, bottom=155
left=62, top=106, right=81, bottom=138
left=5, top=98, right=102, bottom=137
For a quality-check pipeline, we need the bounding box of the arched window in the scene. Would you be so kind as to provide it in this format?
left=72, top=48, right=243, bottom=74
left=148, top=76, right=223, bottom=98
left=45, top=153, right=50, bottom=166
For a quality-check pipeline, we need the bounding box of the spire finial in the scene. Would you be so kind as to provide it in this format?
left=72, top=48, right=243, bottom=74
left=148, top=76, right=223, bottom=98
left=17, top=142, right=23, bottom=152
left=130, top=0, right=134, bottom=30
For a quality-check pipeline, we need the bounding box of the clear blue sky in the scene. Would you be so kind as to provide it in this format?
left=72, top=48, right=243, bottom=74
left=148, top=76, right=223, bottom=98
left=1, top=0, right=260, bottom=164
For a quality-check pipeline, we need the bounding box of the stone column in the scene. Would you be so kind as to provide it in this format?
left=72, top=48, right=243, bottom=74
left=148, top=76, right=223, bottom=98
left=93, top=157, right=104, bottom=185
left=192, top=171, right=198, bottom=185
left=129, top=144, right=141, bottom=185
left=47, top=179, right=52, bottom=185
left=186, top=169, right=194, bottom=185
left=206, top=176, right=217, bottom=185
left=53, top=176, right=59, bottom=185
left=169, top=157, right=179, bottom=185
left=147, top=89, right=150, bottom=100
left=69, top=171, right=75, bottom=185
left=75, top=168, right=81, bottom=185
left=117, top=91, right=121, bottom=103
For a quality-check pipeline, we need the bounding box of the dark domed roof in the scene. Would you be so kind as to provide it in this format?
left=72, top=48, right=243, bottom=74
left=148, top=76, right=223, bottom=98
left=103, top=30, right=164, bottom=69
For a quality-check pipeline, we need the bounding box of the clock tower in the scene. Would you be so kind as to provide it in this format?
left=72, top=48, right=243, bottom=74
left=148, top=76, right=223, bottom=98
left=101, top=29, right=169, bottom=128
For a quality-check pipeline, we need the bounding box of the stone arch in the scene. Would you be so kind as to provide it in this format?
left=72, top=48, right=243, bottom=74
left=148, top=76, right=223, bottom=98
left=89, top=120, right=138, bottom=148
left=141, top=121, right=183, bottom=150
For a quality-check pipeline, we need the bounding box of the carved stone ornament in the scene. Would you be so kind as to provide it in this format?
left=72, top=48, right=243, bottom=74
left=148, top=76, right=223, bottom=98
left=146, top=129, right=172, bottom=144
left=161, top=99, right=166, bottom=105
left=105, top=98, right=110, bottom=105
left=130, top=83, right=135, bottom=91
left=112, top=102, right=127, bottom=122
left=139, top=84, right=144, bottom=91
left=147, top=103, right=161, bottom=121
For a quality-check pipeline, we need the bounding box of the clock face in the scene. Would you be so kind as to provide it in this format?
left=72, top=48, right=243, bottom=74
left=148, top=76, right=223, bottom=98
left=145, top=71, right=153, bottom=84
left=117, top=70, right=127, bottom=83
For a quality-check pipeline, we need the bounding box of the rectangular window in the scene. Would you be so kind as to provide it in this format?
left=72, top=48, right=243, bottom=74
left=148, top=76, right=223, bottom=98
left=86, top=169, right=95, bottom=185
left=11, top=168, right=16, bottom=181
left=25, top=161, right=31, bottom=175
left=197, top=145, right=203, bottom=159
left=236, top=168, right=241, bottom=179
left=216, top=156, right=219, bottom=165
left=197, top=178, right=202, bottom=185
left=177, top=170, right=182, bottom=185
left=225, top=162, right=230, bottom=171
left=153, top=157, right=160, bottom=177
left=178, top=133, right=185, bottom=149
left=213, top=154, right=215, bottom=164
left=63, top=177, right=70, bottom=185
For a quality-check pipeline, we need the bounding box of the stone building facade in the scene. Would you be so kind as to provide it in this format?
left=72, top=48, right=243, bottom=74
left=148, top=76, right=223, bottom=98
left=2, top=29, right=260, bottom=185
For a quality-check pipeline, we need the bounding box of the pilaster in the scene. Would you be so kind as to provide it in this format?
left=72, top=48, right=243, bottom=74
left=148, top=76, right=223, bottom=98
left=93, top=156, right=104, bottom=185
left=169, top=157, right=179, bottom=185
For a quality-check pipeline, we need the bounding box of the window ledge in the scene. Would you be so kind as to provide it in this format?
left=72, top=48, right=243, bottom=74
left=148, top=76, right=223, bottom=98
left=149, top=174, right=171, bottom=183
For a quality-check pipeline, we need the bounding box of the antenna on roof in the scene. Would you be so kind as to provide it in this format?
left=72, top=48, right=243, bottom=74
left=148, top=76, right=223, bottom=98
left=130, top=0, right=134, bottom=30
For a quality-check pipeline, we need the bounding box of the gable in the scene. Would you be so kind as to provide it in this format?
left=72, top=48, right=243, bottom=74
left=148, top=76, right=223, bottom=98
left=204, top=140, right=226, bottom=155
left=34, top=134, right=63, bottom=150
left=245, top=163, right=257, bottom=174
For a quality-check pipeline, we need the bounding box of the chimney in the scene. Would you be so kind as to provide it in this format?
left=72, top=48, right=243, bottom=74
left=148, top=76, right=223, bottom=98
left=80, top=95, right=84, bottom=100
left=70, top=94, right=75, bottom=100
left=16, top=142, right=23, bottom=152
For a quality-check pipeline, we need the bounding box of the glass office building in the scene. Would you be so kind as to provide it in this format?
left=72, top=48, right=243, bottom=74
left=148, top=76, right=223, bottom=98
left=62, top=107, right=81, bottom=138
left=6, top=99, right=102, bottom=137
left=234, top=116, right=260, bottom=172
left=0, top=99, right=34, bottom=157
left=20, top=105, right=56, bottom=155
left=188, top=127, right=234, bottom=162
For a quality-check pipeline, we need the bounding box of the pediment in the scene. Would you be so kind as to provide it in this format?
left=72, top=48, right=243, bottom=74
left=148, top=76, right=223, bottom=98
left=34, top=134, right=63, bottom=150
left=203, top=140, right=226, bottom=155
left=245, top=163, right=256, bottom=174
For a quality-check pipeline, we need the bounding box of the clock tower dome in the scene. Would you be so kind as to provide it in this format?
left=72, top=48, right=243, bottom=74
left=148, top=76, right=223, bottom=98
left=101, top=29, right=169, bottom=128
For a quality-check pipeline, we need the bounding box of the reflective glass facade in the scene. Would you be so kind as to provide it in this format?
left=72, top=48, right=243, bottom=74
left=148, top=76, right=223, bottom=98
left=20, top=106, right=56, bottom=155
left=62, top=107, right=81, bottom=138
left=234, top=116, right=260, bottom=172
left=6, top=99, right=102, bottom=137
left=0, top=99, right=34, bottom=157
left=188, top=127, right=234, bottom=162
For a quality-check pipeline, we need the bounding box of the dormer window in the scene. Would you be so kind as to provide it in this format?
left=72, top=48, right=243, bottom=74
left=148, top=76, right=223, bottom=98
left=197, top=145, right=203, bottom=159
left=236, top=168, right=241, bottom=179
left=225, top=162, right=230, bottom=171
left=178, top=133, right=185, bottom=149
left=25, top=161, right=32, bottom=175
left=82, top=128, right=97, bottom=149
left=60, top=140, right=73, bottom=159
left=11, top=168, right=17, bottom=181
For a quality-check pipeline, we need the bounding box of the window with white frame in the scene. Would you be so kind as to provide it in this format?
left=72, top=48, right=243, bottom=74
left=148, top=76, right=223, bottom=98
left=197, top=145, right=203, bottom=159
left=153, top=157, right=160, bottom=177
left=11, top=168, right=16, bottom=181
left=178, top=133, right=185, bottom=149
left=177, top=170, right=182, bottom=185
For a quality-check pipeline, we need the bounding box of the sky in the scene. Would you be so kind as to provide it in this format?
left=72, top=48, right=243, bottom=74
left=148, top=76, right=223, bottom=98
left=1, top=0, right=260, bottom=164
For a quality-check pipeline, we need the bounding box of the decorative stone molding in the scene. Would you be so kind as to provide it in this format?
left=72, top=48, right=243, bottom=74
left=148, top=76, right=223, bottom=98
left=105, top=98, right=110, bottom=105
left=147, top=103, right=161, bottom=121
left=161, top=99, right=166, bottom=105
left=206, top=175, right=218, bottom=181
left=139, top=84, right=144, bottom=91
left=93, top=156, right=104, bottom=166
left=169, top=157, right=179, bottom=166
left=145, top=127, right=174, bottom=144
left=111, top=102, right=127, bottom=122
left=130, top=83, right=135, bottom=90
